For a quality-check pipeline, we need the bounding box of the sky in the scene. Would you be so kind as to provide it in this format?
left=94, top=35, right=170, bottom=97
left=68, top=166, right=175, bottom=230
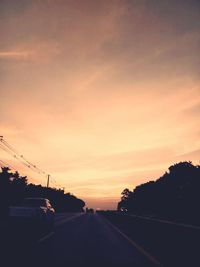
left=0, top=0, right=200, bottom=210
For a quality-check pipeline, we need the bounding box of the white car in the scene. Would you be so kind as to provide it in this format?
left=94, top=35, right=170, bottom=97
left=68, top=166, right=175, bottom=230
left=9, top=198, right=55, bottom=228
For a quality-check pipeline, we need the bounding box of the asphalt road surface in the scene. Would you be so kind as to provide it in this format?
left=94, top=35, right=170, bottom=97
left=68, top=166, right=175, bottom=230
left=102, top=212, right=200, bottom=267
left=1, top=213, right=160, bottom=267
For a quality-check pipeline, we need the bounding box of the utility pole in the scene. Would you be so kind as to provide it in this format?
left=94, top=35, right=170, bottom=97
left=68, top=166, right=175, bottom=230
left=47, top=174, right=50, bottom=188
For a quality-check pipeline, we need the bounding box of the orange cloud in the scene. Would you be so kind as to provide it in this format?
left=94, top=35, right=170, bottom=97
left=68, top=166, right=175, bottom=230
left=0, top=0, right=200, bottom=209
left=0, top=51, right=31, bottom=60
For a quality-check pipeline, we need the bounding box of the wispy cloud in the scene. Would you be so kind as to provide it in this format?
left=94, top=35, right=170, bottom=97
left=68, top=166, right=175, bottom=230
left=0, top=0, right=200, bottom=209
left=0, top=42, right=61, bottom=62
left=176, top=149, right=200, bottom=163
left=0, top=51, right=31, bottom=60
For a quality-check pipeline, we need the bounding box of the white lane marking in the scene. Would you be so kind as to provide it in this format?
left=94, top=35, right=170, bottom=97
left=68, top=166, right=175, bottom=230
left=54, top=215, right=70, bottom=222
left=129, top=214, right=200, bottom=230
left=38, top=232, right=54, bottom=243
left=38, top=213, right=85, bottom=244
left=55, top=213, right=85, bottom=227
left=104, top=217, right=162, bottom=267
left=54, top=213, right=78, bottom=223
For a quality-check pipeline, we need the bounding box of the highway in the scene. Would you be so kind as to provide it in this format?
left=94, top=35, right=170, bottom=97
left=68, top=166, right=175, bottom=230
left=2, top=212, right=200, bottom=266
left=1, top=213, right=160, bottom=267
left=103, top=212, right=200, bottom=267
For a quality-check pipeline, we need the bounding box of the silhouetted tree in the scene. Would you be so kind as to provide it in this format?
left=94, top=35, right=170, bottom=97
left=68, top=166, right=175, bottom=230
left=0, top=167, right=85, bottom=217
left=0, top=167, right=12, bottom=216
left=118, top=162, right=200, bottom=223
left=118, top=189, right=133, bottom=211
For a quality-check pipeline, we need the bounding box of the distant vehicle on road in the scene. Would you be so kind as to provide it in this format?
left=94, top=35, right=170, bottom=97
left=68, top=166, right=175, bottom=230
left=9, top=198, right=55, bottom=228
left=86, top=207, right=94, bottom=214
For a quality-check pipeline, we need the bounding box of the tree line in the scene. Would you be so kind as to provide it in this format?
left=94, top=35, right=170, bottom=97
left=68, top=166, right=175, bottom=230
left=0, top=167, right=85, bottom=217
left=118, top=161, right=200, bottom=224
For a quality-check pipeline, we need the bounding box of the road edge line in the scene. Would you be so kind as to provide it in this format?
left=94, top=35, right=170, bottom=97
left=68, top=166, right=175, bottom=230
left=129, top=214, right=200, bottom=230
left=103, top=216, right=163, bottom=267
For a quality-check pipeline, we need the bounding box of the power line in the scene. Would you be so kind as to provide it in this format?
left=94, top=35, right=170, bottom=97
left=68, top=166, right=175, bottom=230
left=0, top=158, right=41, bottom=184
left=0, top=142, right=35, bottom=172
left=0, top=156, right=42, bottom=181
left=0, top=136, right=62, bottom=189
left=0, top=138, right=45, bottom=175
left=0, top=159, right=15, bottom=170
left=0, top=137, right=46, bottom=176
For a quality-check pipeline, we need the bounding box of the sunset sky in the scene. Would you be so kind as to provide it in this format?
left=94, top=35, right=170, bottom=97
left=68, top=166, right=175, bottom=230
left=0, top=0, right=200, bottom=209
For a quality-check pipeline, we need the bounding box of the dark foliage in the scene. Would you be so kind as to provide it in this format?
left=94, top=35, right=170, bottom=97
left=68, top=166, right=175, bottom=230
left=118, top=162, right=200, bottom=223
left=0, top=167, right=85, bottom=216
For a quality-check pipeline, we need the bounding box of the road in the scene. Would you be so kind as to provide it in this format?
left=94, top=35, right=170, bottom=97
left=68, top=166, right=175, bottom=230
left=1, top=213, right=160, bottom=267
left=103, top=212, right=200, bottom=267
